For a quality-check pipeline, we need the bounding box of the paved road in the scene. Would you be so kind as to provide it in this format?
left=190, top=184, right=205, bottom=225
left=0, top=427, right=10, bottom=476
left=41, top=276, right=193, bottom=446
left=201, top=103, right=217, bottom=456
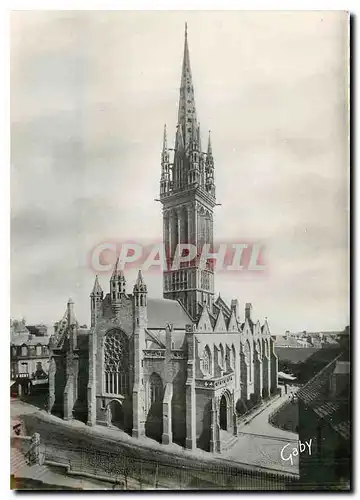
left=223, top=393, right=300, bottom=475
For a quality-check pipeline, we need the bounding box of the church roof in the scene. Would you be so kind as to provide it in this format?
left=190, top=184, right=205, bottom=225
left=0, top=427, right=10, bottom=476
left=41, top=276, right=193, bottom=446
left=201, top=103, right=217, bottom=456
left=145, top=329, right=186, bottom=349
left=147, top=298, right=192, bottom=329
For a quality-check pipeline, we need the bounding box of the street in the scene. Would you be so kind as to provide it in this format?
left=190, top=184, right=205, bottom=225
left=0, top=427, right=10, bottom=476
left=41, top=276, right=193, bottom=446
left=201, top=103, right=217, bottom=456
left=223, top=392, right=299, bottom=474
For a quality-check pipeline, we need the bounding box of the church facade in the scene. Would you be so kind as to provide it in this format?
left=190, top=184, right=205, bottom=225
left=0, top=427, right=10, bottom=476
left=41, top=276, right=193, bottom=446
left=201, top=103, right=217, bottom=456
left=48, top=26, right=278, bottom=453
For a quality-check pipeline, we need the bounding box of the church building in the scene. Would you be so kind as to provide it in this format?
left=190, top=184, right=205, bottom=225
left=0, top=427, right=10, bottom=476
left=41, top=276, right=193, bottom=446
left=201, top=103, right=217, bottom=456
left=48, top=26, right=278, bottom=453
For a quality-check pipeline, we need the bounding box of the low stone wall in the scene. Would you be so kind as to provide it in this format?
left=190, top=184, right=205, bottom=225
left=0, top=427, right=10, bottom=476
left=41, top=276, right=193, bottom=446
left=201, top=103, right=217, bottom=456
left=21, top=412, right=298, bottom=491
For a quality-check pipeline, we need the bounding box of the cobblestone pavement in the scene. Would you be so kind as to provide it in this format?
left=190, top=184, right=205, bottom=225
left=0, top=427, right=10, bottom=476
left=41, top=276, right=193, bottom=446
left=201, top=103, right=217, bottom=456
left=223, top=392, right=300, bottom=475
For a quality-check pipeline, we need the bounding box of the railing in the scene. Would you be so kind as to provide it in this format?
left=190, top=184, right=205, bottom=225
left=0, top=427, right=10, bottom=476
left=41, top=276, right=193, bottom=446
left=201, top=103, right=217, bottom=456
left=171, top=350, right=187, bottom=360
left=196, top=373, right=234, bottom=390
left=43, top=443, right=298, bottom=490
left=143, top=349, right=165, bottom=359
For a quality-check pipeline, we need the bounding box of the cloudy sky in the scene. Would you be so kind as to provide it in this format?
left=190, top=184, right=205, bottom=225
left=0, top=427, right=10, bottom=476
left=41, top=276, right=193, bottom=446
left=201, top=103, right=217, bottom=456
left=11, top=10, right=349, bottom=333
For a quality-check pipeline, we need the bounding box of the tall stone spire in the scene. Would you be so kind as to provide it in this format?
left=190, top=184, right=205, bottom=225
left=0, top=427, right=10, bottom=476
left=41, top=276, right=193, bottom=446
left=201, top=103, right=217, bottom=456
left=159, top=25, right=216, bottom=320
left=177, top=22, right=198, bottom=152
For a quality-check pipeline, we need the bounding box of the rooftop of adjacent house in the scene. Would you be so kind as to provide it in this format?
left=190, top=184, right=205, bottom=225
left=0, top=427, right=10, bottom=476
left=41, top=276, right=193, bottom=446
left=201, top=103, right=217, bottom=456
left=333, top=361, right=350, bottom=375
left=26, top=325, right=48, bottom=336
left=11, top=333, right=50, bottom=346
left=289, top=330, right=345, bottom=337
left=297, top=351, right=350, bottom=441
left=275, top=336, right=305, bottom=348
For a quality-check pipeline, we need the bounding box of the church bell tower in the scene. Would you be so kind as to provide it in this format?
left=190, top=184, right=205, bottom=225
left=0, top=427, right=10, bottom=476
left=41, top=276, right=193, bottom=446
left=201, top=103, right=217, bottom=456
left=160, top=25, right=216, bottom=320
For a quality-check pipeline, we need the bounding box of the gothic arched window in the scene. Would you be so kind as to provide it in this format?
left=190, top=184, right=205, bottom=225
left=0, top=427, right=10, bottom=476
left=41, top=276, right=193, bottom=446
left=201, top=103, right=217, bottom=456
left=201, top=346, right=211, bottom=376
left=263, top=339, right=269, bottom=358
left=104, top=330, right=129, bottom=396
left=149, top=373, right=163, bottom=406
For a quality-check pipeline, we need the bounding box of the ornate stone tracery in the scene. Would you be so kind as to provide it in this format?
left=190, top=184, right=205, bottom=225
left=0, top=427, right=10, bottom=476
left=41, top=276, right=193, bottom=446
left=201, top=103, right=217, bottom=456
left=104, top=329, right=129, bottom=396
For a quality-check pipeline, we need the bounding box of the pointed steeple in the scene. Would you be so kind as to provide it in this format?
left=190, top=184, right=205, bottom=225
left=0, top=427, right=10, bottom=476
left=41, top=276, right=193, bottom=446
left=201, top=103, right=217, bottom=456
left=91, top=275, right=103, bottom=296
left=67, top=297, right=78, bottom=326
left=207, top=129, right=213, bottom=156
left=112, top=257, right=124, bottom=279
left=177, top=22, right=198, bottom=151
left=162, top=123, right=167, bottom=152
left=134, top=269, right=146, bottom=291
left=161, top=124, right=169, bottom=184
left=110, top=257, right=126, bottom=307
left=133, top=269, right=147, bottom=309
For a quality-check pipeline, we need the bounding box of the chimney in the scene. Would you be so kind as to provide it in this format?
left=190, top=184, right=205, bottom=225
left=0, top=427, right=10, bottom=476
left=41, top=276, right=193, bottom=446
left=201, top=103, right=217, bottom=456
left=231, top=299, right=240, bottom=320
left=245, top=303, right=252, bottom=322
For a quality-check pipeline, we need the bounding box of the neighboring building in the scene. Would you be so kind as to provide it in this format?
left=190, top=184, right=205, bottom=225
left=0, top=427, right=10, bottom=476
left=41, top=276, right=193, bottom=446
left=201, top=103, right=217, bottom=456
left=10, top=319, right=50, bottom=396
left=26, top=324, right=48, bottom=337
left=48, top=26, right=279, bottom=453
left=297, top=348, right=350, bottom=490
left=275, top=331, right=341, bottom=349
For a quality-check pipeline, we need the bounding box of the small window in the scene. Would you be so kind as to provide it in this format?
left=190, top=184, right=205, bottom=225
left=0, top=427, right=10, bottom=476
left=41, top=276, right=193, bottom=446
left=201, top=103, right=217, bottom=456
left=36, top=345, right=41, bottom=356
left=21, top=346, right=27, bottom=357
left=12, top=347, right=17, bottom=356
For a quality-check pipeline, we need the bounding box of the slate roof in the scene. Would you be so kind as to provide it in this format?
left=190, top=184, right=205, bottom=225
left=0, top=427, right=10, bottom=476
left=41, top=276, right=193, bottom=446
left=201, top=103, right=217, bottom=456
left=275, top=337, right=304, bottom=348
left=334, top=361, right=350, bottom=375
left=297, top=353, right=350, bottom=441
left=11, top=321, right=29, bottom=335
left=147, top=298, right=192, bottom=329
left=26, top=325, right=47, bottom=337
left=145, top=329, right=186, bottom=349
left=11, top=334, right=50, bottom=346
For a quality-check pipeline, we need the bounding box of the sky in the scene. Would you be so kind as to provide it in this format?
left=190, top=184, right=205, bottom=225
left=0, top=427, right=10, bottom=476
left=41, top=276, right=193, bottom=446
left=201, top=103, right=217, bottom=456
left=10, top=10, right=349, bottom=333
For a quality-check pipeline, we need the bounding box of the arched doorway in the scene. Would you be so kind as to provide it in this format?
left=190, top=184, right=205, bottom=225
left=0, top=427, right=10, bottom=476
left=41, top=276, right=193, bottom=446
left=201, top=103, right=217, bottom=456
left=107, top=400, right=124, bottom=430
left=219, top=394, right=227, bottom=430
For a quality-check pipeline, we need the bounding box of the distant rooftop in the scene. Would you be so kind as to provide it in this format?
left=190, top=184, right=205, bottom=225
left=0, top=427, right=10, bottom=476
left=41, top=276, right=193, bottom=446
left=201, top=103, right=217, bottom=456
left=297, top=352, right=350, bottom=441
